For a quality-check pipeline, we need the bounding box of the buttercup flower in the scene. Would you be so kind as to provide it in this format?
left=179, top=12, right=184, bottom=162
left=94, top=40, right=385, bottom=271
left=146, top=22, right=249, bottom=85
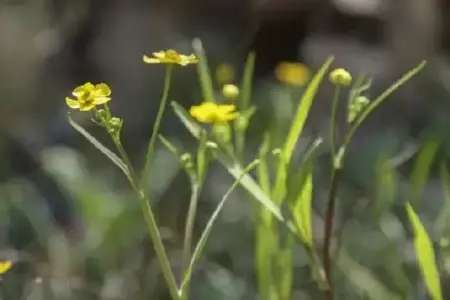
left=0, top=260, right=13, bottom=275
left=143, top=49, right=197, bottom=66
left=222, top=84, right=240, bottom=99
left=66, top=82, right=111, bottom=111
left=275, top=62, right=309, bottom=86
left=189, top=102, right=238, bottom=123
left=329, top=68, right=352, bottom=86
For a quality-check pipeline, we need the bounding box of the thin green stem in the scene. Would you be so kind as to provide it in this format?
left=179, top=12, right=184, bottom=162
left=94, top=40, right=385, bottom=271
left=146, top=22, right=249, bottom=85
left=180, top=182, right=201, bottom=299
left=115, top=141, right=180, bottom=300
left=96, top=107, right=180, bottom=300
left=329, top=86, right=340, bottom=162
left=141, top=65, right=174, bottom=197
left=323, top=167, right=340, bottom=300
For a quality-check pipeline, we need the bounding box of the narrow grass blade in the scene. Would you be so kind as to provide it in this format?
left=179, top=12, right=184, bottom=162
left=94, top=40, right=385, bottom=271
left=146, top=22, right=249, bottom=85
left=239, top=52, right=256, bottom=110
left=406, top=138, right=439, bottom=206
left=405, top=202, right=443, bottom=300
left=180, top=159, right=260, bottom=292
left=287, top=138, right=322, bottom=246
left=67, top=114, right=129, bottom=178
left=272, top=57, right=334, bottom=204
left=192, top=38, right=216, bottom=103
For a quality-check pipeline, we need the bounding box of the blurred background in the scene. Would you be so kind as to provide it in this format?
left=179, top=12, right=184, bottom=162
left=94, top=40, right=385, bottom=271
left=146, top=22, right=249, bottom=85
left=1, top=0, right=450, bottom=299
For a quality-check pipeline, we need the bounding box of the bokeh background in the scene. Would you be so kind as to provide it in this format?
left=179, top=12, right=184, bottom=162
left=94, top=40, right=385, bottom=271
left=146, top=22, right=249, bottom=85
left=1, top=0, right=450, bottom=299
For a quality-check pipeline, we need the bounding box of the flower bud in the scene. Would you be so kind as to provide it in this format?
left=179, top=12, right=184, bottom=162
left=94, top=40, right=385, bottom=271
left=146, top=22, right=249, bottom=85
left=222, top=84, right=240, bottom=99
left=329, top=68, right=352, bottom=86
left=180, top=153, right=194, bottom=170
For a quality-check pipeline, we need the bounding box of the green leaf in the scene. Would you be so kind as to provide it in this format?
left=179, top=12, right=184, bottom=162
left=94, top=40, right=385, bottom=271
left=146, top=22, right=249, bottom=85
left=172, top=101, right=285, bottom=222
left=407, top=138, right=440, bottom=206
left=171, top=102, right=202, bottom=138
left=272, top=57, right=334, bottom=204
left=67, top=114, right=130, bottom=179
left=405, top=202, right=442, bottom=300
left=239, top=52, right=256, bottom=110
left=192, top=38, right=216, bottom=103
left=290, top=161, right=314, bottom=247
left=285, top=138, right=322, bottom=246
left=179, top=159, right=260, bottom=293
left=282, top=57, right=334, bottom=165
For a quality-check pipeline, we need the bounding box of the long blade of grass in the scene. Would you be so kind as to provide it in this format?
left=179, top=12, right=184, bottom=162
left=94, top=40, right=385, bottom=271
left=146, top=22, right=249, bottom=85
left=67, top=114, right=130, bottom=178
left=406, top=138, right=439, bottom=206
left=235, top=52, right=256, bottom=160
left=287, top=137, right=322, bottom=246
left=402, top=137, right=442, bottom=300
left=272, top=57, right=334, bottom=204
left=179, top=159, right=261, bottom=292
left=239, top=52, right=256, bottom=110
left=192, top=38, right=216, bottom=103
left=405, top=202, right=443, bottom=300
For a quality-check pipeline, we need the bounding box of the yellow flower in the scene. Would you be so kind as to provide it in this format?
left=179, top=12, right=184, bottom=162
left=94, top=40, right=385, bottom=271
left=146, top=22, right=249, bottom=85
left=0, top=260, right=13, bottom=275
left=189, top=102, right=238, bottom=123
left=222, top=84, right=240, bottom=99
left=275, top=62, right=309, bottom=86
left=329, top=68, right=352, bottom=86
left=143, top=49, right=197, bottom=66
left=66, top=82, right=111, bottom=111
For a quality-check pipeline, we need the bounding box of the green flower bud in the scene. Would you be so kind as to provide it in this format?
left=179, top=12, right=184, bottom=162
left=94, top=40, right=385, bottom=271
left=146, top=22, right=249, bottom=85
left=222, top=84, right=240, bottom=99
left=347, top=95, right=370, bottom=123
left=108, top=117, right=123, bottom=135
left=329, top=68, right=352, bottom=86
left=180, top=153, right=194, bottom=170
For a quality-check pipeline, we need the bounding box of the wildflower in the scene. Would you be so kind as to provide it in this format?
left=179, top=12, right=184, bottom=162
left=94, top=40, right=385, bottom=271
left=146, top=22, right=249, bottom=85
left=189, top=102, right=238, bottom=123
left=143, top=49, right=197, bottom=66
left=329, top=68, right=352, bottom=86
left=216, top=63, right=235, bottom=84
left=275, top=62, right=309, bottom=86
left=66, top=82, right=111, bottom=111
left=222, top=84, right=239, bottom=99
left=0, top=260, right=13, bottom=275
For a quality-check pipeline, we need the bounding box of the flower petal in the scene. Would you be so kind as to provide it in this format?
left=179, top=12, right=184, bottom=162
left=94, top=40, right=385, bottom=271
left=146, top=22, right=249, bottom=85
left=96, top=83, right=111, bottom=96
left=153, top=51, right=166, bottom=58
left=72, top=86, right=85, bottom=97
left=80, top=102, right=96, bottom=111
left=83, top=82, right=95, bottom=91
left=143, top=55, right=160, bottom=64
left=66, top=97, right=80, bottom=109
left=218, top=104, right=236, bottom=114
left=93, top=96, right=111, bottom=105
